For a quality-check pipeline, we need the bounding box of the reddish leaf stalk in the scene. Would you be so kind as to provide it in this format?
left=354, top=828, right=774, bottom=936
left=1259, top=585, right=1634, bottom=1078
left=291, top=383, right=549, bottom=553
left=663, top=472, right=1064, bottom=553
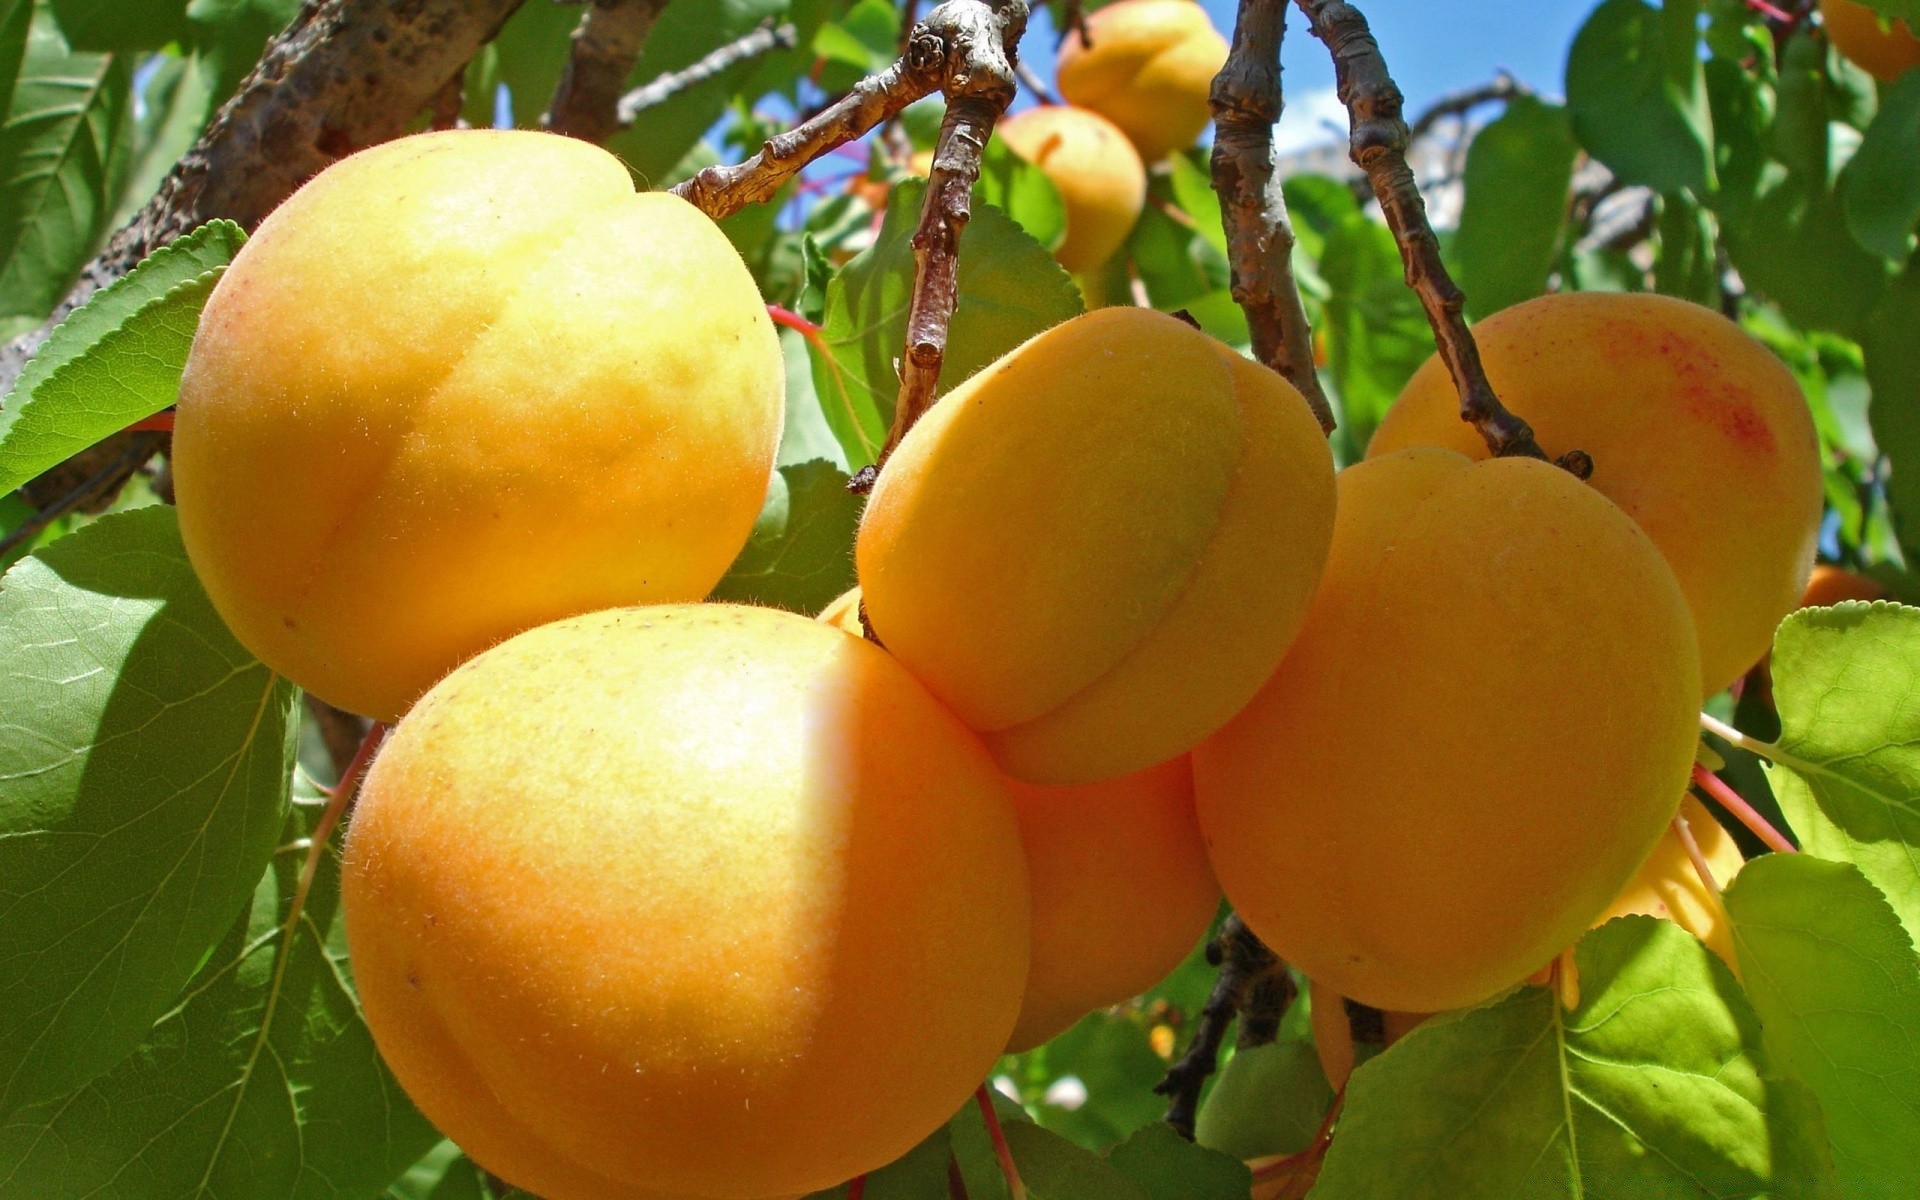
left=1208, top=0, right=1335, bottom=432
left=1690, top=763, right=1797, bottom=855
left=974, top=1085, right=1027, bottom=1200
left=125, top=410, right=177, bottom=434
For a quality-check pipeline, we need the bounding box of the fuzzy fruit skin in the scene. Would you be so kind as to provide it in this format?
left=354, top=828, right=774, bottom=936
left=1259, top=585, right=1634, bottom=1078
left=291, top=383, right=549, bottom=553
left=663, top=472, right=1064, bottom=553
left=174, top=130, right=783, bottom=721
left=1821, top=0, right=1920, bottom=80
left=1056, top=0, right=1229, bottom=162
left=1599, top=794, right=1745, bottom=969
left=1194, top=448, right=1702, bottom=1013
left=1369, top=292, right=1820, bottom=695
left=1801, top=563, right=1886, bottom=608
left=996, top=105, right=1147, bottom=275
left=856, top=307, right=1336, bottom=785
left=342, top=604, right=1029, bottom=1200
left=1003, top=757, right=1220, bottom=1051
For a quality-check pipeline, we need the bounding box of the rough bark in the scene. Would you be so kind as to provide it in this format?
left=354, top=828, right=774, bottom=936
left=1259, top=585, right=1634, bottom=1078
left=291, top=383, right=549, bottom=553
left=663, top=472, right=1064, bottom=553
left=545, top=0, right=675, bottom=143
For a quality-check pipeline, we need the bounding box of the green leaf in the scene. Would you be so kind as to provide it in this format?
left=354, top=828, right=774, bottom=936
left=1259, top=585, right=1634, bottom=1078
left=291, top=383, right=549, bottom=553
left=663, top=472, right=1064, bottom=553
left=110, top=50, right=218, bottom=229
left=1565, top=0, right=1714, bottom=195
left=1725, top=167, right=1890, bottom=339
left=1653, top=189, right=1721, bottom=307
left=387, top=1143, right=492, bottom=1200
left=1003, top=1120, right=1150, bottom=1200
left=1195, top=1038, right=1335, bottom=1160
left=1726, top=854, right=1920, bottom=1197
left=0, top=219, right=244, bottom=495
left=1841, top=70, right=1920, bottom=260
left=485, top=0, right=578, bottom=128
left=709, top=458, right=861, bottom=615
left=1319, top=211, right=1432, bottom=464
left=1165, top=151, right=1227, bottom=256
left=1452, top=95, right=1577, bottom=320
left=0, top=0, right=32, bottom=130
left=975, top=136, right=1066, bottom=253
left=950, top=1089, right=1031, bottom=1200
left=814, top=179, right=1082, bottom=469
left=1106, top=1121, right=1250, bottom=1200
left=772, top=325, right=850, bottom=470
left=0, top=506, right=297, bottom=1113
left=1310, top=918, right=1835, bottom=1199
left=804, top=1114, right=953, bottom=1200
left=48, top=0, right=188, bottom=50
left=0, top=8, right=134, bottom=329
left=0, top=766, right=438, bottom=1199
left=1765, top=602, right=1920, bottom=940
left=1024, top=1014, right=1168, bottom=1150
left=1866, top=268, right=1920, bottom=560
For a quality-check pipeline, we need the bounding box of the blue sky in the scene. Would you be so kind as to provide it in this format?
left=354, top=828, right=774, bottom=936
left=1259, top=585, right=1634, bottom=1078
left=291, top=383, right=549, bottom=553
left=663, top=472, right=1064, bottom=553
left=1023, top=0, right=1600, bottom=152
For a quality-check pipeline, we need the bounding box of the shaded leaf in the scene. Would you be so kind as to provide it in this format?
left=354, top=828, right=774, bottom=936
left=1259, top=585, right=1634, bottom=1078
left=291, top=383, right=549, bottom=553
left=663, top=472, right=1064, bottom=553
left=1725, top=167, right=1890, bottom=339
left=0, top=0, right=30, bottom=130
left=1310, top=918, right=1834, bottom=1199
left=0, top=507, right=296, bottom=1113
left=1865, top=267, right=1920, bottom=561
left=1765, top=602, right=1920, bottom=941
left=1319, top=210, right=1431, bottom=464
left=709, top=458, right=861, bottom=615
left=1195, top=1039, right=1334, bottom=1160
left=0, top=8, right=134, bottom=329
left=1565, top=0, right=1713, bottom=195
left=1840, top=69, right=1920, bottom=260
left=1106, top=1121, right=1250, bottom=1200
left=0, top=219, right=244, bottom=494
left=0, top=760, right=438, bottom=1199
left=1726, top=854, right=1920, bottom=1197
left=48, top=0, right=187, bottom=50
left=1452, top=94, right=1577, bottom=320
left=1003, top=1119, right=1150, bottom=1200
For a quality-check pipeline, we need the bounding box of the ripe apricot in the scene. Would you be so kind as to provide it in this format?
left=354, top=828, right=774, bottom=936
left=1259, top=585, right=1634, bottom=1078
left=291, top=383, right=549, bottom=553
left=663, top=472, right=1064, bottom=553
left=1599, top=794, right=1745, bottom=969
left=1003, top=756, right=1220, bottom=1051
left=1821, top=0, right=1920, bottom=80
left=174, top=130, right=783, bottom=721
left=1369, top=292, right=1821, bottom=695
left=1801, top=563, right=1885, bottom=608
left=1056, top=0, right=1230, bottom=162
left=997, top=105, right=1147, bottom=275
left=857, top=307, right=1336, bottom=784
left=342, top=605, right=1029, bottom=1200
left=1194, top=448, right=1701, bottom=1012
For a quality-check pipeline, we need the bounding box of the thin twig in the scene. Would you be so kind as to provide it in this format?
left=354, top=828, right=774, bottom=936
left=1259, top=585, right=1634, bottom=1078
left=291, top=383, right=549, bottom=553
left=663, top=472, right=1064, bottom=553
left=876, top=0, right=1028, bottom=465
left=974, top=1085, right=1028, bottom=1200
left=618, top=20, right=798, bottom=124
left=1293, top=0, right=1582, bottom=472
left=1014, top=57, right=1057, bottom=104
left=1405, top=72, right=1526, bottom=142
left=546, top=0, right=675, bottom=143
left=1153, top=914, right=1286, bottom=1139
left=1208, top=0, right=1334, bottom=433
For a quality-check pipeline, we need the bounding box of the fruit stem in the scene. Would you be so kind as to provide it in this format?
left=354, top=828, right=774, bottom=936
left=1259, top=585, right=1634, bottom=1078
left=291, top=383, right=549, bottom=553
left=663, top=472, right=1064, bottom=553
left=974, top=1084, right=1027, bottom=1200
left=1208, top=0, right=1337, bottom=433
left=765, top=304, right=823, bottom=338
left=1290, top=0, right=1588, bottom=476
left=1552, top=946, right=1580, bottom=1011
left=1672, top=812, right=1722, bottom=898
left=846, top=1173, right=868, bottom=1200
left=1688, top=761, right=1797, bottom=855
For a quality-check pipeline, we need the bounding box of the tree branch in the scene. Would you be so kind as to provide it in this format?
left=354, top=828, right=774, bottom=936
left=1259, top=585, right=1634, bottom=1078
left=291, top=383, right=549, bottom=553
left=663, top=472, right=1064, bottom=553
left=545, top=0, right=675, bottom=143
left=617, top=19, right=797, bottom=125
left=1154, top=914, right=1288, bottom=1140
left=1209, top=0, right=1334, bottom=433
left=1293, top=0, right=1586, bottom=473
left=1405, top=72, right=1527, bottom=142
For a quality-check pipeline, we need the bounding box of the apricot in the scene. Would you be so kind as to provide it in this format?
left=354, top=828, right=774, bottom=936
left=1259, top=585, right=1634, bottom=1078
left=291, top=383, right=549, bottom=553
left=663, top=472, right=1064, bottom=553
left=1801, top=563, right=1885, bottom=608
left=1003, top=756, right=1220, bottom=1051
left=342, top=605, right=1029, bottom=1200
left=1056, top=0, right=1230, bottom=163
left=1369, top=292, right=1821, bottom=695
left=1821, top=0, right=1920, bottom=80
left=1306, top=981, right=1429, bottom=1093
left=857, top=307, right=1336, bottom=784
left=1193, top=448, right=1702, bottom=1012
left=996, top=105, right=1147, bottom=275
left=1599, top=794, right=1745, bottom=968
left=174, top=130, right=783, bottom=721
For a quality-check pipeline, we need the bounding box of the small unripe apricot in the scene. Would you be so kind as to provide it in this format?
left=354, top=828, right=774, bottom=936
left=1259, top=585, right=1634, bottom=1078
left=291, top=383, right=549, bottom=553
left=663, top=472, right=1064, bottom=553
left=1195, top=448, right=1701, bottom=1012
left=343, top=605, right=1029, bottom=1200
left=1057, top=0, right=1230, bottom=162
left=1800, top=563, right=1885, bottom=608
left=857, top=307, right=1336, bottom=784
left=1599, top=795, right=1745, bottom=969
left=1821, top=0, right=1920, bottom=80
left=997, top=105, right=1147, bottom=275
left=1004, top=756, right=1220, bottom=1051
left=1370, top=292, right=1821, bottom=695
left=174, top=130, right=783, bottom=720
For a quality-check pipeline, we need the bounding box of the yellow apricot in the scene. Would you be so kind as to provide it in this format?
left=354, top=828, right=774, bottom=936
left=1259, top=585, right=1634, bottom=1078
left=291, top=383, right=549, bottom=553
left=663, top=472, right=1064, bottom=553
left=1056, top=0, right=1230, bottom=162
left=342, top=605, right=1029, bottom=1200
left=1599, top=794, right=1745, bottom=969
left=1004, top=756, right=1220, bottom=1051
left=1194, top=448, right=1702, bottom=1012
left=1821, top=0, right=1920, bottom=80
left=1801, top=563, right=1885, bottom=608
left=174, top=130, right=783, bottom=721
left=997, top=105, right=1147, bottom=275
left=1369, top=292, right=1821, bottom=695
left=857, top=307, right=1336, bottom=784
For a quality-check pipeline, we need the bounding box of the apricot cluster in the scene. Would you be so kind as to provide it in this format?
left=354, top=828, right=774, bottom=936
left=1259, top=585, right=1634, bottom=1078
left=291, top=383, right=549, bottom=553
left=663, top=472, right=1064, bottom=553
left=167, top=117, right=1822, bottom=1200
